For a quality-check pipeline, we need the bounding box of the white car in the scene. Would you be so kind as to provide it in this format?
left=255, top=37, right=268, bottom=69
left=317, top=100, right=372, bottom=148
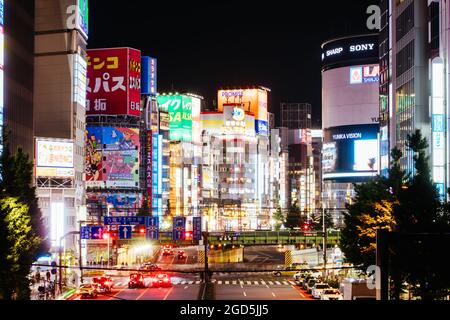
left=311, top=283, right=331, bottom=299
left=321, top=289, right=343, bottom=300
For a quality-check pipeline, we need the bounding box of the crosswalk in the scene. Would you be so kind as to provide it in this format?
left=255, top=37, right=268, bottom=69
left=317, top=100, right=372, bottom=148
left=113, top=279, right=298, bottom=287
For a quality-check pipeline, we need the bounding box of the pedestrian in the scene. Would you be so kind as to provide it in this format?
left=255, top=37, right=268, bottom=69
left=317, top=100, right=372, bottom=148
left=46, top=271, right=51, bottom=282
left=35, top=271, right=41, bottom=283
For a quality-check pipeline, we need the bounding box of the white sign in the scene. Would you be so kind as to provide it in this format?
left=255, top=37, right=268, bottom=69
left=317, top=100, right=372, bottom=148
left=36, top=140, right=74, bottom=168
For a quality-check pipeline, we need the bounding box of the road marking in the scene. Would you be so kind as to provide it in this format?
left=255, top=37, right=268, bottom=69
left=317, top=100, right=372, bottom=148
left=184, top=286, right=189, bottom=290
left=110, top=288, right=126, bottom=300
left=225, top=281, right=230, bottom=285
left=181, top=281, right=187, bottom=285
left=218, top=281, right=223, bottom=285
left=243, top=292, right=247, bottom=297
left=272, top=292, right=276, bottom=297
left=283, top=281, right=289, bottom=285
left=188, top=281, right=194, bottom=285
left=195, top=281, right=201, bottom=285
left=293, top=285, right=306, bottom=298
left=254, top=281, right=259, bottom=285
left=289, top=281, right=296, bottom=285
left=268, top=281, right=274, bottom=285
left=136, top=288, right=150, bottom=300
left=260, top=280, right=266, bottom=285
left=163, top=287, right=174, bottom=300
left=275, top=281, right=281, bottom=285
left=232, top=281, right=237, bottom=285
left=246, top=281, right=251, bottom=285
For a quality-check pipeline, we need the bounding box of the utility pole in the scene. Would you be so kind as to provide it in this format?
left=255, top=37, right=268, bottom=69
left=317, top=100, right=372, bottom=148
left=203, top=220, right=210, bottom=283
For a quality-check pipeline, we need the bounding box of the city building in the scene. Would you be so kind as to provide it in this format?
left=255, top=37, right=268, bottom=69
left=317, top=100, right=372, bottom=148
left=321, top=34, right=380, bottom=209
left=281, top=103, right=312, bottom=130
left=200, top=87, right=273, bottom=231
left=2, top=0, right=35, bottom=157
left=379, top=0, right=449, bottom=200
left=156, top=93, right=202, bottom=233
left=33, top=0, right=89, bottom=258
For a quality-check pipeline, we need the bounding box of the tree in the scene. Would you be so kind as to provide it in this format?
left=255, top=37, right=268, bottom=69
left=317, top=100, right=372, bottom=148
left=0, top=131, right=47, bottom=299
left=0, top=198, right=42, bottom=300
left=310, top=209, right=334, bottom=231
left=272, top=207, right=285, bottom=231
left=285, top=201, right=307, bottom=230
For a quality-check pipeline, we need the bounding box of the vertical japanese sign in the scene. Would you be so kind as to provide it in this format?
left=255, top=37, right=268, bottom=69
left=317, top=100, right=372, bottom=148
left=173, top=217, right=186, bottom=241
left=146, top=130, right=152, bottom=205
left=193, top=217, right=202, bottom=241
left=141, top=56, right=157, bottom=96
left=146, top=217, right=159, bottom=240
left=157, top=95, right=192, bottom=142
left=87, top=48, right=141, bottom=116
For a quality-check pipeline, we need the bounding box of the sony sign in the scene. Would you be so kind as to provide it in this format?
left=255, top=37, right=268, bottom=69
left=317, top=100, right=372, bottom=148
left=350, top=43, right=375, bottom=53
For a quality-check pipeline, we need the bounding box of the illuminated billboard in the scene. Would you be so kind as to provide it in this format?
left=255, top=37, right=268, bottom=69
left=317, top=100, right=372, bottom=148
left=35, top=139, right=75, bottom=178
left=87, top=48, right=141, bottom=116
left=141, top=56, right=157, bottom=96
left=218, top=88, right=269, bottom=122
left=77, top=0, right=89, bottom=39
left=350, top=65, right=379, bottom=84
left=0, top=0, right=3, bottom=26
left=0, top=24, right=3, bottom=158
left=85, top=126, right=140, bottom=188
left=323, top=124, right=379, bottom=181
left=157, top=95, right=193, bottom=142
left=87, top=192, right=141, bottom=211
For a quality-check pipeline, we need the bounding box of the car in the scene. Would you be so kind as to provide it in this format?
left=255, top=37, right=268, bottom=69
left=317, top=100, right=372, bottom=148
left=128, top=273, right=146, bottom=289
left=149, top=274, right=171, bottom=288
left=162, top=245, right=174, bottom=256
left=139, top=263, right=161, bottom=273
left=306, top=279, right=318, bottom=293
left=92, top=276, right=114, bottom=293
left=320, top=289, right=343, bottom=300
left=273, top=265, right=304, bottom=277
left=311, top=283, right=331, bottom=299
left=76, top=284, right=98, bottom=299
left=177, top=250, right=187, bottom=259
left=302, top=276, right=316, bottom=290
left=293, top=272, right=309, bottom=282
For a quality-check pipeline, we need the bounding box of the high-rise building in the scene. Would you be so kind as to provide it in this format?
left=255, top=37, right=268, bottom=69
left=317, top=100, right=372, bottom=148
left=2, top=0, right=35, bottom=157
left=321, top=34, right=380, bottom=209
left=281, top=103, right=312, bottom=130
left=34, top=0, right=89, bottom=254
left=380, top=0, right=449, bottom=200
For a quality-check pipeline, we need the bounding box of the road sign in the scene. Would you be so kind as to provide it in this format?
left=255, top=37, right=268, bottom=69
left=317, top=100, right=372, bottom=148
left=104, top=216, right=146, bottom=226
left=119, top=226, right=133, bottom=240
left=193, top=217, right=202, bottom=241
left=173, top=217, right=186, bottom=241
left=146, top=217, right=159, bottom=240
left=80, top=226, right=105, bottom=240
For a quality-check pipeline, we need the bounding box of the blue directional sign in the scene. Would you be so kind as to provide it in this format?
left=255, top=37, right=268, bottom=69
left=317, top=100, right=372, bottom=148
left=81, top=226, right=105, bottom=240
left=173, top=217, right=186, bottom=241
left=104, top=216, right=146, bottom=226
left=146, top=217, right=159, bottom=240
left=119, top=226, right=133, bottom=240
left=193, top=217, right=202, bottom=241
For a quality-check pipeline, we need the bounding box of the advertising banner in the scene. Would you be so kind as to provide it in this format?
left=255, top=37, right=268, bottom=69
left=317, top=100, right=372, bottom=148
left=323, top=124, right=379, bottom=181
left=87, top=192, right=140, bottom=210
left=218, top=88, right=269, bottom=122
left=35, top=139, right=75, bottom=178
left=141, top=56, right=157, bottom=96
left=193, top=217, right=202, bottom=241
left=87, top=48, right=141, bottom=116
left=85, top=127, right=104, bottom=183
left=157, top=95, right=192, bottom=142
left=173, top=217, right=186, bottom=241
left=101, top=127, right=139, bottom=151
left=77, top=0, right=89, bottom=39
left=103, top=150, right=139, bottom=188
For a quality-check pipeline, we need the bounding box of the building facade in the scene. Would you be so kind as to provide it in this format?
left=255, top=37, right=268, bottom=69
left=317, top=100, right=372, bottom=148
left=34, top=0, right=88, bottom=255
left=321, top=34, right=380, bottom=209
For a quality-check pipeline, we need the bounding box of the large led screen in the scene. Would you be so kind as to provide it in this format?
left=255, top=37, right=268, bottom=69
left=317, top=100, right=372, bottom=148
left=323, top=124, right=379, bottom=181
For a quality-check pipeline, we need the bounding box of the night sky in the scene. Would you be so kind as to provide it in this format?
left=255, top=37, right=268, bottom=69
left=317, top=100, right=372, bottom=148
left=88, top=0, right=378, bottom=127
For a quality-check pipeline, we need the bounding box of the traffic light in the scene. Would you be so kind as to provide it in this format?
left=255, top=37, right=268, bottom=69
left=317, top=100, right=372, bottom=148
left=185, top=231, right=192, bottom=240
left=303, top=223, right=311, bottom=231
left=102, top=232, right=110, bottom=240
left=139, top=227, right=146, bottom=234
left=51, top=261, right=57, bottom=275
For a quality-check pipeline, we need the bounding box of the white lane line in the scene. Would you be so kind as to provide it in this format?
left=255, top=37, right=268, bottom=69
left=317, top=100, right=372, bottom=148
left=225, top=281, right=230, bottom=285
left=246, top=281, right=251, bottom=285
left=243, top=292, right=247, bottom=297
left=260, top=280, right=266, bottom=285
left=218, top=281, right=223, bottom=285
left=195, top=281, right=201, bottom=285
left=163, top=287, right=174, bottom=300
left=181, top=281, right=187, bottom=285
left=268, top=281, right=274, bottom=285
left=188, top=281, right=194, bottom=285
left=136, top=288, right=150, bottom=300
left=184, top=286, right=189, bottom=289
left=275, top=281, right=281, bottom=285
left=289, top=281, right=296, bottom=285
left=282, top=281, right=289, bottom=285
left=272, top=292, right=277, bottom=297
left=254, top=281, right=259, bottom=285
left=293, top=285, right=305, bottom=298
left=232, top=281, right=237, bottom=285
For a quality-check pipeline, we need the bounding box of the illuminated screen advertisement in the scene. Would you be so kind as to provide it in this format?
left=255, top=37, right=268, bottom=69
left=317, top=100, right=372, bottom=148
left=218, top=88, right=269, bottom=122
left=350, top=65, right=380, bottom=84
left=87, top=48, right=141, bottom=116
left=87, top=192, right=141, bottom=210
left=157, top=95, right=193, bottom=142
left=77, top=0, right=89, bottom=39
left=0, top=24, right=3, bottom=157
left=35, top=139, right=75, bottom=178
left=0, top=0, right=3, bottom=26
left=141, top=56, right=157, bottom=96
left=85, top=126, right=140, bottom=188
left=323, top=124, right=380, bottom=181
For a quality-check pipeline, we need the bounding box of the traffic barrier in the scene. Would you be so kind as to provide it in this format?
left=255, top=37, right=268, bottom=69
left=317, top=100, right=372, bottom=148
left=285, top=251, right=293, bottom=266
left=198, top=250, right=205, bottom=264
